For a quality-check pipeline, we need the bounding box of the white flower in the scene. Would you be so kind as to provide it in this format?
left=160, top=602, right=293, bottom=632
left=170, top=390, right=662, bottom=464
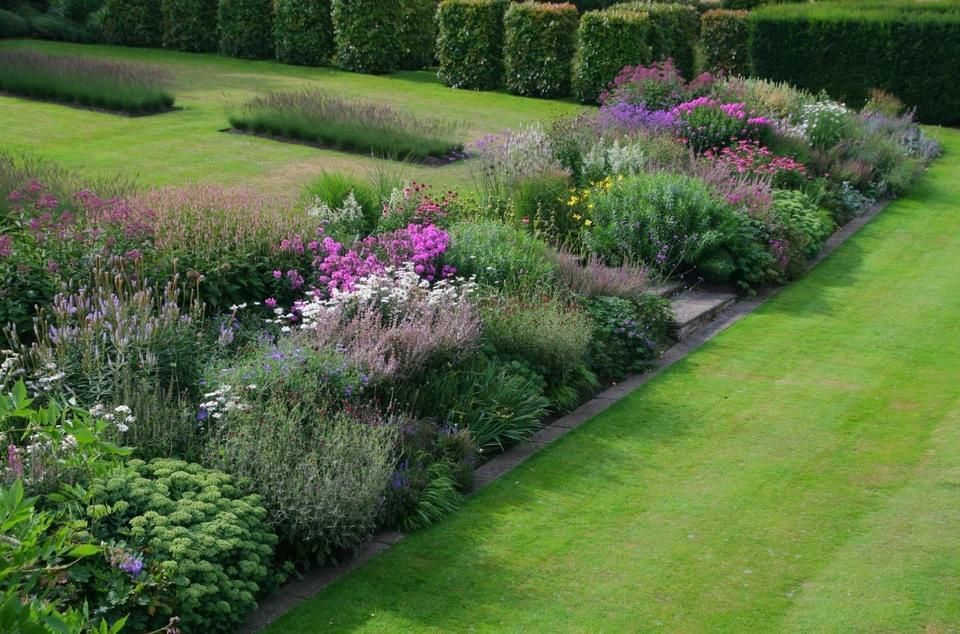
left=114, top=405, right=131, bottom=414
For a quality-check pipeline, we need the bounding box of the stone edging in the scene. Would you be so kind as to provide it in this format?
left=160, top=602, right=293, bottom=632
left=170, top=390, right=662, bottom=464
left=240, top=199, right=889, bottom=634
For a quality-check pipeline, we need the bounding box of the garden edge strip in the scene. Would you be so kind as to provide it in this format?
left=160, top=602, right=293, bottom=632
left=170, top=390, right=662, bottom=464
left=240, top=197, right=893, bottom=634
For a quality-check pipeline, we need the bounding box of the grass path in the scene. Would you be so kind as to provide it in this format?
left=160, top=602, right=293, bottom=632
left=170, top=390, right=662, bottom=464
left=0, top=40, right=584, bottom=193
left=266, top=129, right=960, bottom=633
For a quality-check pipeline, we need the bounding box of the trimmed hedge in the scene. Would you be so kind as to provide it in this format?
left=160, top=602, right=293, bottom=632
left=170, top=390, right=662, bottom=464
left=0, top=9, right=29, bottom=37
left=700, top=8, right=749, bottom=76
left=102, top=0, right=162, bottom=46
left=504, top=1, right=579, bottom=97
left=332, top=0, right=404, bottom=73
left=161, top=0, right=218, bottom=52
left=399, top=0, right=438, bottom=70
left=274, top=0, right=334, bottom=66
left=750, top=1, right=960, bottom=124
left=645, top=3, right=698, bottom=78
left=437, top=0, right=508, bottom=90
left=218, top=0, right=274, bottom=59
left=573, top=7, right=651, bottom=103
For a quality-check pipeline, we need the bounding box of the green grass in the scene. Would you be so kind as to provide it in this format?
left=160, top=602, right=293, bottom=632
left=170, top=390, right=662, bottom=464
left=0, top=39, right=585, bottom=194
left=265, top=127, right=960, bottom=632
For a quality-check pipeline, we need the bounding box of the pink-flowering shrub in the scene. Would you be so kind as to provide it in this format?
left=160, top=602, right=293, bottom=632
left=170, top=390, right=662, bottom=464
left=601, top=59, right=714, bottom=111
left=379, top=181, right=459, bottom=233
left=705, top=140, right=807, bottom=189
left=670, top=97, right=772, bottom=154
left=277, top=223, right=454, bottom=301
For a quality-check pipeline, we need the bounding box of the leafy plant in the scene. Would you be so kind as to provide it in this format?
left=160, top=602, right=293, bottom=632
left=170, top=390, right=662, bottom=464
left=274, top=0, right=334, bottom=66
left=217, top=0, right=274, bottom=59
left=503, top=1, right=579, bottom=98
left=437, top=0, right=508, bottom=90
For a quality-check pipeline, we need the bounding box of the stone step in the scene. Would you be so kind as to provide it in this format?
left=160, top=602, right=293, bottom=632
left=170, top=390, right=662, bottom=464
left=648, top=280, right=686, bottom=299
left=670, top=290, right=737, bottom=339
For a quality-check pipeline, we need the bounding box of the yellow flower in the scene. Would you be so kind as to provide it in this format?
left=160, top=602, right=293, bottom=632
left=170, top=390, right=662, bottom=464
left=584, top=219, right=593, bottom=227
left=588, top=203, right=595, bottom=210
left=567, top=196, right=579, bottom=206
left=572, top=213, right=582, bottom=221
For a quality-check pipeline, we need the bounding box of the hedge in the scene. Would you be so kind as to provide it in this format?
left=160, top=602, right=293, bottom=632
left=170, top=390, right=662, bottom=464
left=700, top=9, right=749, bottom=76
left=218, top=0, right=274, bottom=59
left=614, top=2, right=698, bottom=78
left=573, top=7, right=652, bottom=103
left=161, top=0, right=218, bottom=52
left=332, top=0, right=404, bottom=73
left=504, top=2, right=579, bottom=97
left=0, top=8, right=28, bottom=37
left=750, top=1, right=960, bottom=125
left=398, top=0, right=438, bottom=70
left=274, top=0, right=334, bottom=66
left=102, top=0, right=162, bottom=46
left=437, top=0, right=508, bottom=90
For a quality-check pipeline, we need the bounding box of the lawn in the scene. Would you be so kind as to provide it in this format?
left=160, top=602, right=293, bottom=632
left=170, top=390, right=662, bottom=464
left=0, top=39, right=585, bottom=193
left=265, top=127, right=960, bottom=632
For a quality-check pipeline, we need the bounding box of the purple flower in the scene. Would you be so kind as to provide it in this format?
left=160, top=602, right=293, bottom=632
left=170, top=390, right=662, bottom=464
left=264, top=297, right=277, bottom=309
left=118, top=554, right=144, bottom=579
left=6, top=445, right=22, bottom=478
left=272, top=270, right=282, bottom=280
left=196, top=407, right=209, bottom=422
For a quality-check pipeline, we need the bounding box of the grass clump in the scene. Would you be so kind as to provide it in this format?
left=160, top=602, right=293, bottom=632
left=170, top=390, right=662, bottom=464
left=228, top=89, right=464, bottom=161
left=0, top=49, right=174, bottom=114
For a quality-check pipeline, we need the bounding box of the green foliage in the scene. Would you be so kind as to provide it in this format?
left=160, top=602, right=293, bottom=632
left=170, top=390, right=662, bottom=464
left=574, top=7, right=651, bottom=103
left=397, top=460, right=463, bottom=532
left=398, top=0, right=438, bottom=70
left=446, top=220, right=559, bottom=294
left=205, top=339, right=399, bottom=560
left=102, top=0, right=161, bottom=46
left=503, top=1, right=579, bottom=98
left=301, top=171, right=382, bottom=234
left=511, top=169, right=575, bottom=240
left=0, top=8, right=30, bottom=37
left=700, top=9, right=749, bottom=76
left=87, top=459, right=277, bottom=633
left=0, top=480, right=108, bottom=634
left=767, top=188, right=834, bottom=279
left=331, top=0, right=404, bottom=73
left=749, top=1, right=960, bottom=124
left=584, top=294, right=673, bottom=381
left=228, top=89, right=463, bottom=160
left=620, top=2, right=698, bottom=78
left=483, top=298, right=595, bottom=410
left=217, top=0, right=274, bottom=59
left=161, top=0, right=218, bottom=52
left=273, top=0, right=334, bottom=66
left=413, top=355, right=550, bottom=454
left=437, top=0, right=508, bottom=90
left=28, top=11, right=96, bottom=42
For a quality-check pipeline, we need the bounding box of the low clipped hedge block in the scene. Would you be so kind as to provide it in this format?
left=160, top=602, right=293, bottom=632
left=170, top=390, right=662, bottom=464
left=750, top=1, right=960, bottom=125
left=161, top=0, right=218, bottom=52
left=573, top=7, right=652, bottom=104
left=437, top=0, right=508, bottom=90
left=504, top=1, right=578, bottom=98
left=700, top=9, right=749, bottom=76
left=274, top=0, right=334, bottom=66
left=332, top=0, right=404, bottom=74
left=103, top=0, right=162, bottom=46
left=218, top=0, right=274, bottom=60
left=399, top=0, right=438, bottom=70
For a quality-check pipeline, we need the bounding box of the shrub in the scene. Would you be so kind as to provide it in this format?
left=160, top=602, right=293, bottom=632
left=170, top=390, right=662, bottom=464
left=331, top=0, right=404, bottom=73
left=399, top=0, right=438, bottom=70
left=446, top=220, right=559, bottom=294
left=584, top=294, right=673, bottom=381
left=205, top=342, right=400, bottom=560
left=580, top=171, right=753, bottom=281
left=601, top=58, right=712, bottom=110
left=161, top=0, right=218, bottom=52
left=273, top=0, right=334, bottom=66
left=0, top=8, right=30, bottom=36
left=512, top=169, right=575, bottom=239
left=437, top=0, right=508, bottom=90
left=483, top=298, right=595, bottom=410
left=102, top=0, right=161, bottom=46
left=620, top=2, right=698, bottom=78
left=29, top=13, right=96, bottom=42
left=86, top=459, right=277, bottom=633
left=229, top=89, right=464, bottom=160
left=549, top=250, right=650, bottom=298
left=671, top=97, right=771, bottom=154
left=414, top=356, right=550, bottom=454
left=218, top=0, right=274, bottom=59
left=700, top=9, right=749, bottom=76
left=749, top=1, right=960, bottom=125
left=503, top=1, right=579, bottom=98
left=573, top=7, right=652, bottom=103
left=302, top=171, right=382, bottom=235
left=766, top=188, right=834, bottom=278
left=471, top=124, right=570, bottom=206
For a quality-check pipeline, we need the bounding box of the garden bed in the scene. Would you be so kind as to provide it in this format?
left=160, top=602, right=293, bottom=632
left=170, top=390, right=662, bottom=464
left=0, top=49, right=175, bottom=115
left=222, top=127, right=468, bottom=167
left=227, top=89, right=465, bottom=163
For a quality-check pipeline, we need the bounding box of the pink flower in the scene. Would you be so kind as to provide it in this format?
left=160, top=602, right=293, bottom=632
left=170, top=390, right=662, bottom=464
left=265, top=297, right=277, bottom=308
left=0, top=235, right=12, bottom=258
